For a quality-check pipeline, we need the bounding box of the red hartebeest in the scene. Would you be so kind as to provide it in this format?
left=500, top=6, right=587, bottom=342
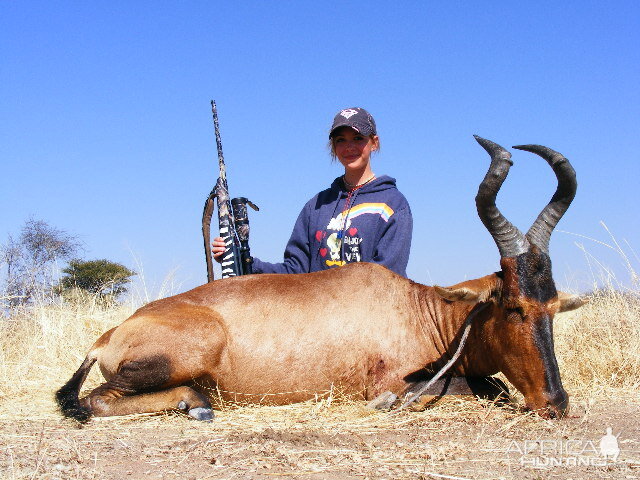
left=56, top=136, right=585, bottom=422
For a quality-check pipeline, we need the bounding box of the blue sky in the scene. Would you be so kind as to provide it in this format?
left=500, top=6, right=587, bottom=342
left=1, top=2, right=638, bottom=295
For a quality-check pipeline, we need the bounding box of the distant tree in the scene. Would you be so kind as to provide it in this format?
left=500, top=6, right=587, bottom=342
left=1, top=219, right=81, bottom=306
left=60, top=259, right=136, bottom=298
left=20, top=219, right=79, bottom=267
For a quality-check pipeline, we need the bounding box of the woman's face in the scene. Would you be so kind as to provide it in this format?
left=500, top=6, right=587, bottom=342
left=332, top=127, right=379, bottom=172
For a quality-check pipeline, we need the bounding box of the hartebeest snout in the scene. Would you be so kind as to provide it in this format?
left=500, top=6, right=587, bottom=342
left=56, top=136, right=585, bottom=422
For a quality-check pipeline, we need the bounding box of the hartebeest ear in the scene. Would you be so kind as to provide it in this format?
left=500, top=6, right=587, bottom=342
left=557, top=291, right=588, bottom=312
left=434, top=274, right=501, bottom=304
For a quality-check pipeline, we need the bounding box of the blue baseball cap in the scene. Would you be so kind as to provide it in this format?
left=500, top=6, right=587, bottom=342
left=329, top=107, right=377, bottom=138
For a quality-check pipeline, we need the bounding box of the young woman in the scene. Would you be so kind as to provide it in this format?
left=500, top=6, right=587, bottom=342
left=213, top=107, right=413, bottom=277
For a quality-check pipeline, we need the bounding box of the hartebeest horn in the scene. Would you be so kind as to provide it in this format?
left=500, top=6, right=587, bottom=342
left=474, top=135, right=529, bottom=258
left=512, top=144, right=577, bottom=254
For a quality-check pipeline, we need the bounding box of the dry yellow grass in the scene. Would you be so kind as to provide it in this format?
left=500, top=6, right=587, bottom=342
left=555, top=288, right=640, bottom=398
left=0, top=292, right=134, bottom=419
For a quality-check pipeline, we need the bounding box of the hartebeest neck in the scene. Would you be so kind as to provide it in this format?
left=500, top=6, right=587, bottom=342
left=412, top=282, right=500, bottom=377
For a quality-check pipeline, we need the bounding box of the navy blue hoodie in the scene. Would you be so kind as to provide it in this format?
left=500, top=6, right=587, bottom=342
left=252, top=175, right=412, bottom=277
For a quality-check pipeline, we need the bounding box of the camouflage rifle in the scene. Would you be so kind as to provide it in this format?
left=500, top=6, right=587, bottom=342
left=202, top=100, right=258, bottom=281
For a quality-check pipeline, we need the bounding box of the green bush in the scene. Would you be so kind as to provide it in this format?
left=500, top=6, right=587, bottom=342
left=60, top=259, right=136, bottom=298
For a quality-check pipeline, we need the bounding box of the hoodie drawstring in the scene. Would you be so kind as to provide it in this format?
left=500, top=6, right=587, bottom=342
left=338, top=186, right=362, bottom=262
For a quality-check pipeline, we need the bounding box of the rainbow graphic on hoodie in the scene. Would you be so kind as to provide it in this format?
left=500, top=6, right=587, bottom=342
left=345, top=202, right=394, bottom=222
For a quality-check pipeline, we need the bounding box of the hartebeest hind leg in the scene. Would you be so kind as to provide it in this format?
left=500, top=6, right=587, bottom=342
left=57, top=354, right=215, bottom=422
left=82, top=384, right=214, bottom=421
left=84, top=354, right=214, bottom=420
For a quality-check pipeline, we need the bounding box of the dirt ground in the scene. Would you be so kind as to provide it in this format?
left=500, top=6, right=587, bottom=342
left=2, top=394, right=639, bottom=480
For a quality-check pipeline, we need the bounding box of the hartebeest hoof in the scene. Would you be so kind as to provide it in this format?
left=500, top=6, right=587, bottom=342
left=366, top=391, right=398, bottom=410
left=177, top=401, right=215, bottom=421
left=188, top=407, right=215, bottom=421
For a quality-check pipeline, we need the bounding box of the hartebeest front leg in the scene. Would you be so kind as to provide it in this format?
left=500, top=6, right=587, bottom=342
left=367, top=376, right=509, bottom=411
left=81, top=384, right=214, bottom=421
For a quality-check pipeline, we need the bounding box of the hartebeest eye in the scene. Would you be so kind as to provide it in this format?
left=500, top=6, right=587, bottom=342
left=507, top=306, right=526, bottom=319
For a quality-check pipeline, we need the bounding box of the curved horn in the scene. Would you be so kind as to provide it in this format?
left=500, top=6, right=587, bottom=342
left=512, top=144, right=577, bottom=254
left=474, top=135, right=529, bottom=257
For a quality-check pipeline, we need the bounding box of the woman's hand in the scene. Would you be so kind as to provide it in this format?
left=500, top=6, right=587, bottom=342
left=212, top=237, right=226, bottom=263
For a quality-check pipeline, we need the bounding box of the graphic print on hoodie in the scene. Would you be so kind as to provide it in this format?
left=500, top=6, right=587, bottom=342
left=252, top=175, right=412, bottom=277
left=320, top=202, right=395, bottom=267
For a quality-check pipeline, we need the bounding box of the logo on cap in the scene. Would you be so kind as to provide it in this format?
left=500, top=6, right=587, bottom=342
left=339, top=109, right=359, bottom=119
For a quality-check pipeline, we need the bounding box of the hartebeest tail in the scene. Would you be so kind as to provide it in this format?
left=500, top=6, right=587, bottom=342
left=56, top=354, right=97, bottom=422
